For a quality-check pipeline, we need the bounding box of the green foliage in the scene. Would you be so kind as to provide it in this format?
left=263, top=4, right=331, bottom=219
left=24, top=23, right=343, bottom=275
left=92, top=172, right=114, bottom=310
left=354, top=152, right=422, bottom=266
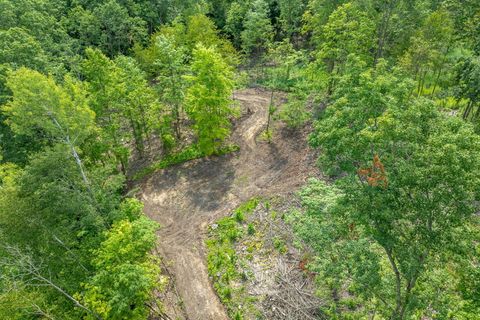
left=206, top=198, right=260, bottom=318
left=311, top=58, right=414, bottom=173
left=400, top=9, right=455, bottom=96
left=316, top=2, right=376, bottom=74
left=456, top=56, right=480, bottom=122
left=0, top=27, right=48, bottom=72
left=247, top=223, right=256, bottom=235
left=0, top=145, right=122, bottom=317
left=134, top=144, right=240, bottom=180
left=0, top=0, right=77, bottom=75
left=81, top=203, right=162, bottom=320
left=241, top=0, right=274, bottom=57
left=136, top=34, right=187, bottom=140
left=184, top=14, right=237, bottom=60
left=91, top=0, right=147, bottom=57
left=278, top=98, right=310, bottom=128
left=277, top=0, right=307, bottom=38
left=307, top=57, right=480, bottom=318
left=185, top=45, right=236, bottom=155
left=3, top=68, right=94, bottom=142
left=82, top=48, right=163, bottom=169
left=233, top=198, right=260, bottom=222
left=265, top=39, right=305, bottom=90
left=225, top=1, right=251, bottom=49
left=147, top=13, right=238, bottom=65
left=1, top=0, right=480, bottom=318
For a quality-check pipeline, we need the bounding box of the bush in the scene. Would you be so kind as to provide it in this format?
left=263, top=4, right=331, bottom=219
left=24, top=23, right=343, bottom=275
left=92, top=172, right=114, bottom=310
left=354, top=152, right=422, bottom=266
left=279, top=99, right=310, bottom=128
left=206, top=198, right=260, bottom=319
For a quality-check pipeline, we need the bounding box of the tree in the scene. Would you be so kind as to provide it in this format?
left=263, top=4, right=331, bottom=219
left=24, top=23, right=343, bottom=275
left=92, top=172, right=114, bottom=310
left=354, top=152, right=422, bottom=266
left=0, top=0, right=77, bottom=75
left=0, top=145, right=122, bottom=318
left=456, top=56, right=480, bottom=121
left=114, top=55, right=159, bottom=156
left=303, top=0, right=347, bottom=36
left=241, top=0, right=274, bottom=59
left=62, top=6, right=101, bottom=52
left=316, top=2, right=376, bottom=75
left=184, top=14, right=238, bottom=66
left=0, top=27, right=48, bottom=72
left=82, top=48, right=160, bottom=170
left=347, top=101, right=480, bottom=319
left=267, top=39, right=303, bottom=89
left=185, top=45, right=236, bottom=155
left=400, top=9, right=454, bottom=96
left=93, top=0, right=147, bottom=57
left=80, top=200, right=163, bottom=320
left=141, top=13, right=238, bottom=66
left=81, top=48, right=128, bottom=171
left=3, top=68, right=95, bottom=186
left=151, top=35, right=187, bottom=140
left=289, top=178, right=383, bottom=318
left=205, top=0, right=231, bottom=29
left=311, top=57, right=413, bottom=173
left=225, top=1, right=250, bottom=49
left=309, top=62, right=480, bottom=318
left=277, top=0, right=306, bottom=39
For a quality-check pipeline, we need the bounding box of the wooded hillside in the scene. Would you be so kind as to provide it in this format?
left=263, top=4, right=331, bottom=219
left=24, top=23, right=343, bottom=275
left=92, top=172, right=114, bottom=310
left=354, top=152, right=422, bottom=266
left=0, top=0, right=479, bottom=319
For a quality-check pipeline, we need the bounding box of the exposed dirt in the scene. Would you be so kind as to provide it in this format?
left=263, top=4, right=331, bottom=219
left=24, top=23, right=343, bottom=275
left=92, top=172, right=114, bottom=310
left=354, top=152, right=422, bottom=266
left=137, top=88, right=319, bottom=320
left=237, top=199, right=325, bottom=320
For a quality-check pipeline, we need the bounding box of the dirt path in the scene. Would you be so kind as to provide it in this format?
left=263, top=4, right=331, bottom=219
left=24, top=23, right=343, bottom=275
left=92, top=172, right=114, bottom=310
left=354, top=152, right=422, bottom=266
left=138, top=88, right=318, bottom=320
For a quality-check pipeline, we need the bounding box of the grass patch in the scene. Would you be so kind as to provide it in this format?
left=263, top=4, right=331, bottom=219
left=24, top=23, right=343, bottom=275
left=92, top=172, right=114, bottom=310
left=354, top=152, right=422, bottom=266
left=206, top=198, right=260, bottom=319
left=133, top=144, right=239, bottom=180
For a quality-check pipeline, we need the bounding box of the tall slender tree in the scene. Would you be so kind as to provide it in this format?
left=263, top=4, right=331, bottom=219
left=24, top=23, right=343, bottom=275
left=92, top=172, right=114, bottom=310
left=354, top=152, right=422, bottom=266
left=185, top=45, right=236, bottom=155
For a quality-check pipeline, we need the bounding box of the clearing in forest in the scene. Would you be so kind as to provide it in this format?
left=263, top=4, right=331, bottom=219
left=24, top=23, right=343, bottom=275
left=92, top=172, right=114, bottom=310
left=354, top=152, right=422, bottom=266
left=138, top=88, right=318, bottom=320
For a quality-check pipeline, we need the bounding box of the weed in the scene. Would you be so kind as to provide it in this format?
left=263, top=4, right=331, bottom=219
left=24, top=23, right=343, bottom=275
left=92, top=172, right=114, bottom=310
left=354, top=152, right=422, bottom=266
left=206, top=198, right=261, bottom=319
left=133, top=144, right=239, bottom=180
left=270, top=210, right=277, bottom=220
left=247, top=223, right=256, bottom=235
left=273, top=237, right=287, bottom=254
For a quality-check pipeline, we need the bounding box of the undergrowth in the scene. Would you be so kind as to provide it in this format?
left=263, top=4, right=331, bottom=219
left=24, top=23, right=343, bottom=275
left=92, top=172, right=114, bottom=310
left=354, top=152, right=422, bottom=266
left=133, top=144, right=239, bottom=180
left=206, top=198, right=260, bottom=320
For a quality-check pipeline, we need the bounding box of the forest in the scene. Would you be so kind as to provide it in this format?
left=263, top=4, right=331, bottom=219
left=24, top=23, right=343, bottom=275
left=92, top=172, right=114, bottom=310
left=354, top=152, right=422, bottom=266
left=0, top=0, right=479, bottom=319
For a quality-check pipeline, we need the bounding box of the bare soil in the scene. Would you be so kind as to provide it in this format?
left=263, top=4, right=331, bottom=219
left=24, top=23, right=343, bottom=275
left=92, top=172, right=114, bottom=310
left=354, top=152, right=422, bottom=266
left=137, top=88, right=319, bottom=320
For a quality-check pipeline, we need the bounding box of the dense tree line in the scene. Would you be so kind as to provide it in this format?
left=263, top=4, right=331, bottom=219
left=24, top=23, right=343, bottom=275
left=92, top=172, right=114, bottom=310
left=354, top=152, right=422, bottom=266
left=0, top=0, right=479, bottom=319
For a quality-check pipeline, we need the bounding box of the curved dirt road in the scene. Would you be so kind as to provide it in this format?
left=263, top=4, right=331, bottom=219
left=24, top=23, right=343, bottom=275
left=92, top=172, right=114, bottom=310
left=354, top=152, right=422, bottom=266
left=138, top=89, right=317, bottom=320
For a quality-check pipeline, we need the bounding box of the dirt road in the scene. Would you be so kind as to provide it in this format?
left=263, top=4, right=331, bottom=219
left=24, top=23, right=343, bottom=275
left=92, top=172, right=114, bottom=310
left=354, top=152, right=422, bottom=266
left=138, top=89, right=317, bottom=320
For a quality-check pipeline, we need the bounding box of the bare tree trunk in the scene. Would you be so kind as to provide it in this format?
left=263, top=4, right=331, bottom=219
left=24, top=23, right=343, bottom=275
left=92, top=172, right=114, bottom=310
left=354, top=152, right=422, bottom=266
left=2, top=247, right=102, bottom=320
left=34, top=273, right=101, bottom=319
left=48, top=114, right=91, bottom=190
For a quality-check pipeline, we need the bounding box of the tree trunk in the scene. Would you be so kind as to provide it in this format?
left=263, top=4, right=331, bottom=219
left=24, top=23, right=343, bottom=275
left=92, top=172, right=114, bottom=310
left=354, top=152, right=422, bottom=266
left=266, top=90, right=274, bottom=142
left=463, top=100, right=474, bottom=120
left=385, top=248, right=403, bottom=320
left=48, top=114, right=91, bottom=191
left=374, top=0, right=397, bottom=65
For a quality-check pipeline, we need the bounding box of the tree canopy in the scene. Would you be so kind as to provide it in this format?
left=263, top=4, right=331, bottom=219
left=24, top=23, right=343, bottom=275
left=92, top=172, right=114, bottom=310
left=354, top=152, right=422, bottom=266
left=1, top=0, right=480, bottom=319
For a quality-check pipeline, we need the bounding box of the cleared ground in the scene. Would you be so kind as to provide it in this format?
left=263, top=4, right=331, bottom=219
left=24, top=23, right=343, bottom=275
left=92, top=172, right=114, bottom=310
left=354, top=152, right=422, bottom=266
left=138, top=88, right=318, bottom=320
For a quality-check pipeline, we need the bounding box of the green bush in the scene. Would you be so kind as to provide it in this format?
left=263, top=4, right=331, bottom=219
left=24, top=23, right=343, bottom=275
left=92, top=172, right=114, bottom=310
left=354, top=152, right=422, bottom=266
left=205, top=198, right=261, bottom=319
left=279, top=99, right=310, bottom=128
left=133, top=144, right=239, bottom=180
